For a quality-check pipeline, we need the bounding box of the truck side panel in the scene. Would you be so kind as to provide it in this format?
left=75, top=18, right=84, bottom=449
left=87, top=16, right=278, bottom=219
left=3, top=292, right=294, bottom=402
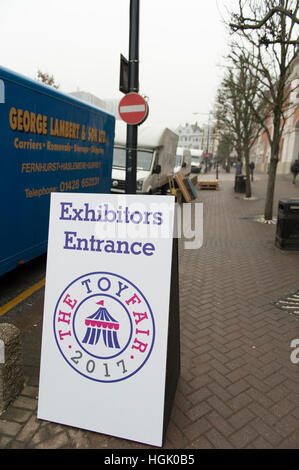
left=157, top=129, right=179, bottom=187
left=0, top=67, right=115, bottom=276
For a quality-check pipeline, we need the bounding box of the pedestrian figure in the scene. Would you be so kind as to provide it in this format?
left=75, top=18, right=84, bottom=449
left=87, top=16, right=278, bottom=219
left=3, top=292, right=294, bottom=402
left=249, top=161, right=255, bottom=181
left=291, top=158, right=299, bottom=184
left=235, top=159, right=241, bottom=176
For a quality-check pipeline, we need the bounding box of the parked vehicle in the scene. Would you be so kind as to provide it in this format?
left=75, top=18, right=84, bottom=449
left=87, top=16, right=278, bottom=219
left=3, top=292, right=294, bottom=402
left=0, top=66, right=115, bottom=276
left=190, top=149, right=203, bottom=173
left=174, top=147, right=191, bottom=176
left=111, top=121, right=178, bottom=193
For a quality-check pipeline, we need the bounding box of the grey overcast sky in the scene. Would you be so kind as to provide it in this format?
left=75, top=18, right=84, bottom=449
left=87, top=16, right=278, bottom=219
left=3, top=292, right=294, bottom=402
left=0, top=0, right=231, bottom=128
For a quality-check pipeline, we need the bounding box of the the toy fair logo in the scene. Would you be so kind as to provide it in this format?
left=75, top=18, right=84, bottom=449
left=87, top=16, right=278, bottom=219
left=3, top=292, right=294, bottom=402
left=53, top=272, right=155, bottom=382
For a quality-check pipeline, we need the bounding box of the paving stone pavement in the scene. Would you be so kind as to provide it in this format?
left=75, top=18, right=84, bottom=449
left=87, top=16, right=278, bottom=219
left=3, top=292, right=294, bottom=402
left=0, top=171, right=299, bottom=449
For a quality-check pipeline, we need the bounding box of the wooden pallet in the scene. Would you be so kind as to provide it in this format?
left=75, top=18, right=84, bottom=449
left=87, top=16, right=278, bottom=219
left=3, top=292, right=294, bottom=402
left=198, top=180, right=219, bottom=190
left=174, top=173, right=192, bottom=202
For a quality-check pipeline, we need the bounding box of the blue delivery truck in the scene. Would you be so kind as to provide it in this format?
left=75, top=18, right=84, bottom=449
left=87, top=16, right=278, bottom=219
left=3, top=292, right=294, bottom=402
left=0, top=66, right=115, bottom=276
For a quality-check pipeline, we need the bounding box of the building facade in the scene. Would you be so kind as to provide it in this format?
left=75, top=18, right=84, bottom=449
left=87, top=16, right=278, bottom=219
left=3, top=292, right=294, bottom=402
left=176, top=122, right=202, bottom=149
left=249, top=55, right=299, bottom=174
left=176, top=122, right=215, bottom=153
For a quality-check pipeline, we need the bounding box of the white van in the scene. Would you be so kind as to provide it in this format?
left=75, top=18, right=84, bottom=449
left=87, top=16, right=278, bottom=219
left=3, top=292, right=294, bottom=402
left=190, top=149, right=203, bottom=173
left=174, top=147, right=192, bottom=176
left=111, top=121, right=179, bottom=194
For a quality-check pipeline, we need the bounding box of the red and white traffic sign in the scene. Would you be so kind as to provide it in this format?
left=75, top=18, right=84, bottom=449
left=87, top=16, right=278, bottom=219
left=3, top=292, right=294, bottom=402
left=118, top=92, right=149, bottom=125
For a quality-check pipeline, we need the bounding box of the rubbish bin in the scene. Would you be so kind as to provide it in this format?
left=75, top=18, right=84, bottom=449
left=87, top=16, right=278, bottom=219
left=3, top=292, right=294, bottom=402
left=234, top=175, right=246, bottom=193
left=275, top=199, right=299, bottom=250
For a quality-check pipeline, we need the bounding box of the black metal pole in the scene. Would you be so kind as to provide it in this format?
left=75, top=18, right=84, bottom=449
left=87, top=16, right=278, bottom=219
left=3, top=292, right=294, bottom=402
left=126, top=0, right=139, bottom=194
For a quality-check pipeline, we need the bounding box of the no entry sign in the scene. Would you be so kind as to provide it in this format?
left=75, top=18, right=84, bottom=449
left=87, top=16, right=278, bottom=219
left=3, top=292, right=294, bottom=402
left=118, top=92, right=148, bottom=125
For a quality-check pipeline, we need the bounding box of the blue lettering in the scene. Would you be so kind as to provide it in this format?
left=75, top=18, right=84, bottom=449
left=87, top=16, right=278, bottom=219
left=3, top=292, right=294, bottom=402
left=81, top=278, right=92, bottom=293
left=143, top=243, right=155, bottom=256
left=72, top=208, right=84, bottom=221
left=115, top=281, right=129, bottom=297
left=63, top=231, right=77, bottom=249
left=103, top=204, right=116, bottom=222
left=60, top=202, right=72, bottom=220
left=130, top=211, right=143, bottom=224
left=62, top=231, right=156, bottom=256
left=131, top=242, right=142, bottom=255
left=98, top=277, right=111, bottom=291
left=153, top=211, right=163, bottom=225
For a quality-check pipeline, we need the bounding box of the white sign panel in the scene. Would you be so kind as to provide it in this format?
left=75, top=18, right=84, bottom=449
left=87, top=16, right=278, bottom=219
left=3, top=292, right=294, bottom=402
left=38, top=192, right=175, bottom=447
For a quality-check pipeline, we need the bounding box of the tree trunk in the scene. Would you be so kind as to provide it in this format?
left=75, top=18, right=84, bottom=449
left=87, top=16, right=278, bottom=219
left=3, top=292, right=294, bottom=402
left=264, top=151, right=279, bottom=220
left=244, top=147, right=252, bottom=198
left=264, top=107, right=281, bottom=220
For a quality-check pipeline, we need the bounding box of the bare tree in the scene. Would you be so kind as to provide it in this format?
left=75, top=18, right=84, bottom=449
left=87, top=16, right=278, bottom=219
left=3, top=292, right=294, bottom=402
left=216, top=131, right=233, bottom=165
left=215, top=52, right=262, bottom=197
left=230, top=2, right=299, bottom=45
left=228, top=0, right=299, bottom=221
left=36, top=69, right=59, bottom=89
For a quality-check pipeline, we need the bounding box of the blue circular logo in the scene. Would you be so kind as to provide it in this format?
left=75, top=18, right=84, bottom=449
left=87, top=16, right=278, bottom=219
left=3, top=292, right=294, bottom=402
left=53, top=272, right=155, bottom=383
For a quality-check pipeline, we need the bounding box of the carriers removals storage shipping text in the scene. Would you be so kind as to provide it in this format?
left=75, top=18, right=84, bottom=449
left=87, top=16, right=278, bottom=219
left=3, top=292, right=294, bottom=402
left=111, top=120, right=178, bottom=194
left=0, top=66, right=115, bottom=276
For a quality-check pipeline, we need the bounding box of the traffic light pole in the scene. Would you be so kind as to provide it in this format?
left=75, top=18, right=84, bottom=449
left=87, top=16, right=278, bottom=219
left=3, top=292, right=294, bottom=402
left=125, top=0, right=139, bottom=195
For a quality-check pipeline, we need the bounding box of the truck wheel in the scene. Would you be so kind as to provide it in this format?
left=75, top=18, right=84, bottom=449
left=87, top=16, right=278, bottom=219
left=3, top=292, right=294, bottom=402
left=161, top=185, right=168, bottom=195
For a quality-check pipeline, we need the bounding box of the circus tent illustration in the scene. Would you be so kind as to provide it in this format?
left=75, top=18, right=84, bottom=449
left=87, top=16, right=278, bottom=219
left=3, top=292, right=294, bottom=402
left=82, top=300, right=121, bottom=349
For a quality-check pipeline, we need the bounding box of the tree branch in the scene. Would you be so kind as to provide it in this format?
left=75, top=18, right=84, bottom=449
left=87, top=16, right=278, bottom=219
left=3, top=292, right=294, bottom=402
left=230, top=6, right=299, bottom=31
